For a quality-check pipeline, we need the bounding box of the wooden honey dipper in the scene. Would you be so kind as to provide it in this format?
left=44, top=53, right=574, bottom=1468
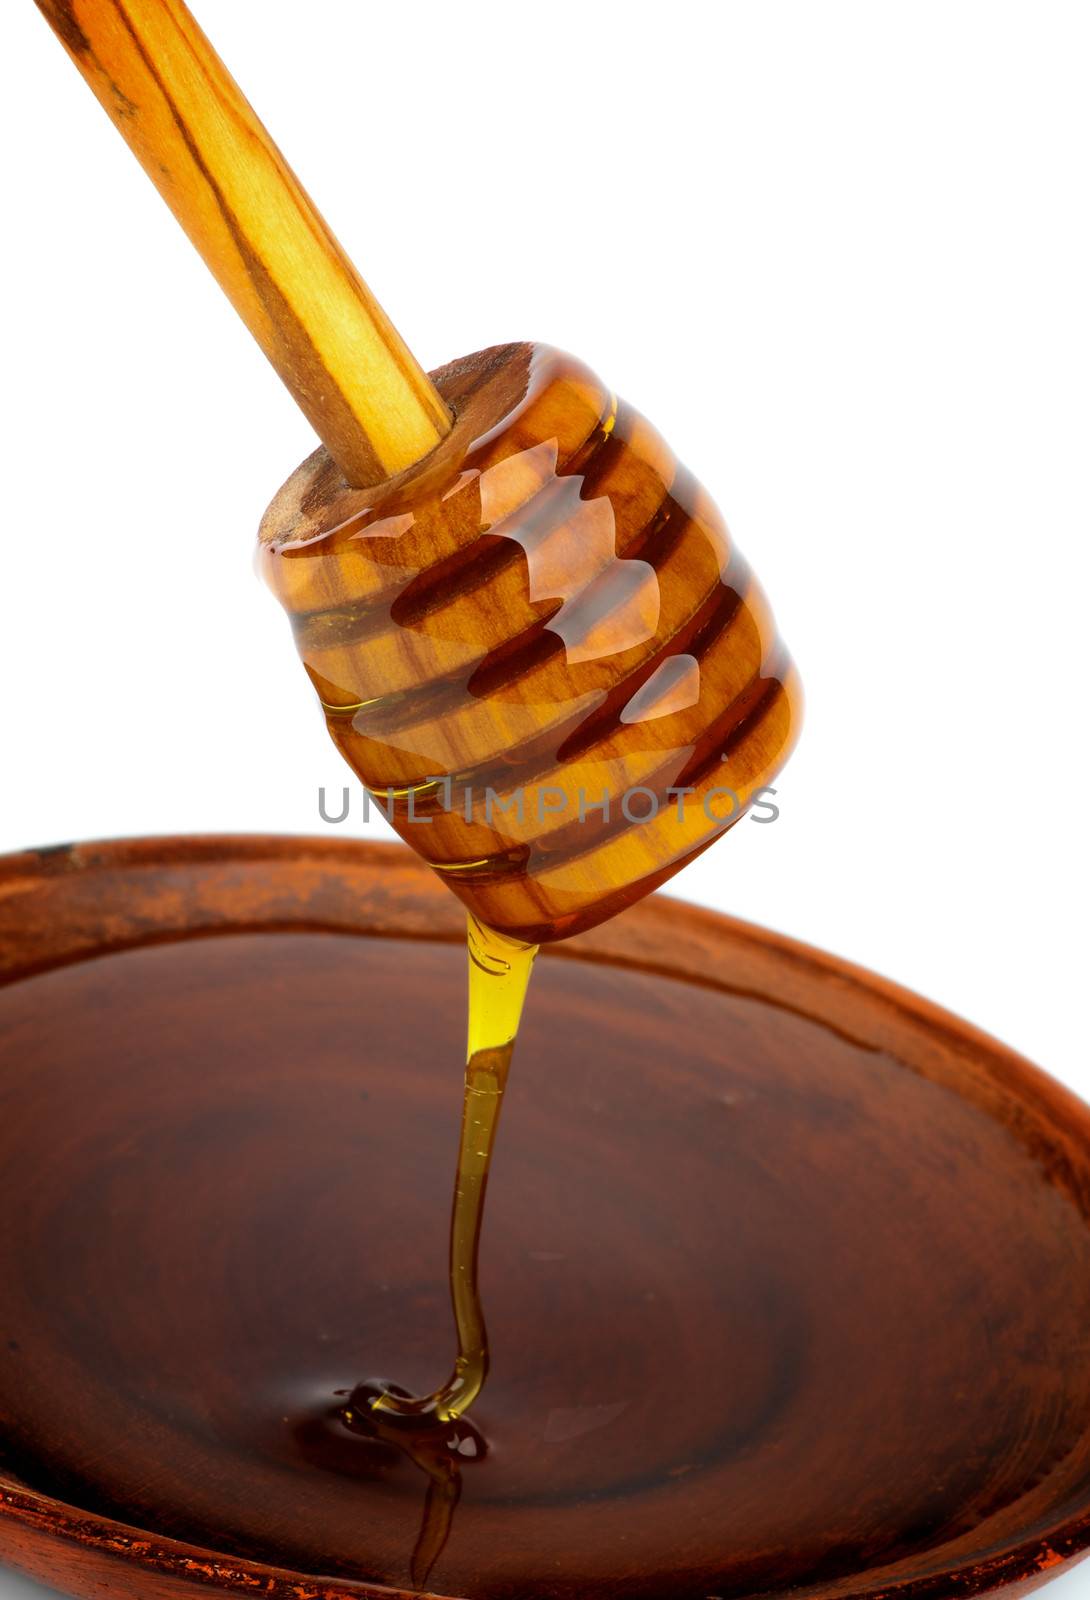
left=35, top=0, right=804, bottom=1456
left=35, top=0, right=801, bottom=947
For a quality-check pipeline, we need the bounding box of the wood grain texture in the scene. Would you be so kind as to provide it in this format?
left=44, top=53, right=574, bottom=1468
left=260, top=343, right=803, bottom=942
left=1, top=837, right=1090, bottom=1600
left=33, top=0, right=451, bottom=485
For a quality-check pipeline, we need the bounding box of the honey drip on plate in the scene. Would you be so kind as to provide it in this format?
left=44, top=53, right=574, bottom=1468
left=344, top=916, right=537, bottom=1430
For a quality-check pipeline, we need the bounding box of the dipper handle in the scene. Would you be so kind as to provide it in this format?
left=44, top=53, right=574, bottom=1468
left=34, top=0, right=452, bottom=486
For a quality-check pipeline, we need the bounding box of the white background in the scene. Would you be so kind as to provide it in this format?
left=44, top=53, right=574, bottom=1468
left=2, top=3, right=1089, bottom=1595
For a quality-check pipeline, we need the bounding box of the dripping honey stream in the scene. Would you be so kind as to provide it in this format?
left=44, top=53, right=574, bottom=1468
left=345, top=916, right=538, bottom=1432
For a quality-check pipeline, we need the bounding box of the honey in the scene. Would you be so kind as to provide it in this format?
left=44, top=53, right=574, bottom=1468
left=346, top=916, right=537, bottom=1431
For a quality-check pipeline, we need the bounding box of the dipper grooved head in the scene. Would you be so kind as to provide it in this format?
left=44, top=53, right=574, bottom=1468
left=260, top=344, right=801, bottom=943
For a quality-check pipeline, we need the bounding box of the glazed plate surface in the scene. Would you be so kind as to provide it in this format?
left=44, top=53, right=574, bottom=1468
left=1, top=837, right=1089, bottom=1600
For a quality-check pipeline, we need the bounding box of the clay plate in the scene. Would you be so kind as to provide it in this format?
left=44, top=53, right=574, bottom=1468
left=1, top=836, right=1089, bottom=1600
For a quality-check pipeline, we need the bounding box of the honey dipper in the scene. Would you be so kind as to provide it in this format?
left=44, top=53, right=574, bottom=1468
left=35, top=0, right=801, bottom=945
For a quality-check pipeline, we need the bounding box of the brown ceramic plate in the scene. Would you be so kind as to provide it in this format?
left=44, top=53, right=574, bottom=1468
left=1, top=836, right=1089, bottom=1600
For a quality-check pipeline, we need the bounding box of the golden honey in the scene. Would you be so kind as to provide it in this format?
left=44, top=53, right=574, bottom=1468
left=345, top=917, right=537, bottom=1431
